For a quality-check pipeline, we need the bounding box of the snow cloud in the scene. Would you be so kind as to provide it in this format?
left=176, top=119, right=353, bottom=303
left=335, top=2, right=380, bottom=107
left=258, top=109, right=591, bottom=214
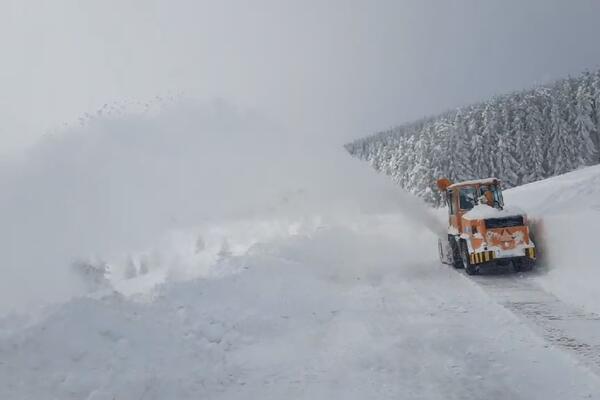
left=0, top=98, right=440, bottom=313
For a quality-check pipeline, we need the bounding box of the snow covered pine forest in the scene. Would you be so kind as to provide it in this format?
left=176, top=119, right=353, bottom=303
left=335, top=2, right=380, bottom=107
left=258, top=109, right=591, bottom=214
left=345, top=69, right=600, bottom=204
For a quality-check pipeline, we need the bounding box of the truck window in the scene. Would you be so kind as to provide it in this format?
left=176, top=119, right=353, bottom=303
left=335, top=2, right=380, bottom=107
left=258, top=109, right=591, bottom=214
left=447, top=190, right=455, bottom=214
left=459, top=187, right=477, bottom=210
left=480, top=184, right=504, bottom=209
left=494, top=187, right=504, bottom=208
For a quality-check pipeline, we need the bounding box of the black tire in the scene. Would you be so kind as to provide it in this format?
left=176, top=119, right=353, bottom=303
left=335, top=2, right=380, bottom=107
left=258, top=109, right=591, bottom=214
left=449, top=237, right=463, bottom=269
left=513, top=258, right=534, bottom=272
left=461, top=240, right=479, bottom=275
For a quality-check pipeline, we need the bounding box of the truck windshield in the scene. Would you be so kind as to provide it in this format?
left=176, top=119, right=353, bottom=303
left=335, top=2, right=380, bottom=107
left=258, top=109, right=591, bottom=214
left=459, top=187, right=477, bottom=210
left=479, top=184, right=504, bottom=209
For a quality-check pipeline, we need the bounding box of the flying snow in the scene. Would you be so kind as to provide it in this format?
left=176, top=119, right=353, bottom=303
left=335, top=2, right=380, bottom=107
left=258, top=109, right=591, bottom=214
left=0, top=98, right=441, bottom=313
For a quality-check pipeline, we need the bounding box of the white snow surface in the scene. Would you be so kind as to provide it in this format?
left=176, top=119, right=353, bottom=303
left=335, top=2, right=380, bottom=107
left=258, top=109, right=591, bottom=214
left=3, top=104, right=600, bottom=398
left=447, top=177, right=498, bottom=189
left=462, top=204, right=525, bottom=220
left=2, top=174, right=600, bottom=400
left=3, top=214, right=600, bottom=399
left=503, top=164, right=600, bottom=315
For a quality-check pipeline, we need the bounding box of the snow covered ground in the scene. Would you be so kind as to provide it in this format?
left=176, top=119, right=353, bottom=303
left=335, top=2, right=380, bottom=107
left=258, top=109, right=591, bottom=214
left=3, top=168, right=600, bottom=399
left=504, top=164, right=600, bottom=315
left=3, top=214, right=600, bottom=399
left=3, top=104, right=600, bottom=398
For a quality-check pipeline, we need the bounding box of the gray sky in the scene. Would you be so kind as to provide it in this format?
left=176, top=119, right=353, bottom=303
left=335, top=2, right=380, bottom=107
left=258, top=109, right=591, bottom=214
left=2, top=0, right=600, bottom=155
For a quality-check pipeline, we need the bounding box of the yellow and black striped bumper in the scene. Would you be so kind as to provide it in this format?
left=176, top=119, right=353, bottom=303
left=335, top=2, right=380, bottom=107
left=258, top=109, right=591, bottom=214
left=470, top=247, right=536, bottom=264
left=525, top=247, right=536, bottom=260
left=470, top=251, right=495, bottom=265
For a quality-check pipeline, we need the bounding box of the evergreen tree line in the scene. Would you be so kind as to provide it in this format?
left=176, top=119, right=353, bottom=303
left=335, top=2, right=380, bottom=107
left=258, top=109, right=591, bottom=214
left=345, top=69, right=600, bottom=205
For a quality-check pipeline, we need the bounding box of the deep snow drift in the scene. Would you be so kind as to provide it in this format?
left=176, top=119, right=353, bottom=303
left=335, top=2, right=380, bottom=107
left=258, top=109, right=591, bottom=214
left=503, top=164, right=600, bottom=315
left=3, top=102, right=600, bottom=399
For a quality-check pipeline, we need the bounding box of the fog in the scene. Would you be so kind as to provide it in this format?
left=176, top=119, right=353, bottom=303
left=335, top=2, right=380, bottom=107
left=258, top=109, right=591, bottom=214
left=0, top=99, right=446, bottom=313
left=2, top=0, right=600, bottom=154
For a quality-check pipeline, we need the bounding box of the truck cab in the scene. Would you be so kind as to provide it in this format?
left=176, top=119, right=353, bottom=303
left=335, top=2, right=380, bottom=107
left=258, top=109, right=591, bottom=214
left=437, top=177, right=536, bottom=275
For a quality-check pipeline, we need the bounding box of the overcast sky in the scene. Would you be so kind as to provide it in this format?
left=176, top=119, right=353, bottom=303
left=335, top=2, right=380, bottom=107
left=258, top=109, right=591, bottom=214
left=2, top=0, right=600, bottom=155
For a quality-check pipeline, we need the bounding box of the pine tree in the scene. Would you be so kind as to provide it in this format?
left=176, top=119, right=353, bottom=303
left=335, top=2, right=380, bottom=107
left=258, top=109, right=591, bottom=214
left=343, top=67, right=600, bottom=205
left=481, top=100, right=500, bottom=177
left=512, top=95, right=531, bottom=183
left=410, top=125, right=434, bottom=200
left=468, top=105, right=488, bottom=179
left=548, top=82, right=577, bottom=175
left=450, top=109, right=472, bottom=181
left=523, top=92, right=546, bottom=182
left=433, top=118, right=455, bottom=181
left=574, top=82, right=597, bottom=165
left=394, top=135, right=415, bottom=187
left=496, top=100, right=520, bottom=186
left=590, top=70, right=600, bottom=160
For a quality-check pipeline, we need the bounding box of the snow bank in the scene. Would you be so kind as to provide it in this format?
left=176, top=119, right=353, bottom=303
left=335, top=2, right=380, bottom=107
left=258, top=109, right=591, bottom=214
left=504, top=164, right=600, bottom=314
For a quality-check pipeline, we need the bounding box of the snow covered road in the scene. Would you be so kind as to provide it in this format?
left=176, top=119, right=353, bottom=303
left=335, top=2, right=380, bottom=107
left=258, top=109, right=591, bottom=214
left=470, top=271, right=600, bottom=377
left=2, top=216, right=600, bottom=399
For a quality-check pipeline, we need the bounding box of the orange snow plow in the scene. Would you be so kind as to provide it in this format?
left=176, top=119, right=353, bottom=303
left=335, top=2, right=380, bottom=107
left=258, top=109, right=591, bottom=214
left=436, top=177, right=536, bottom=275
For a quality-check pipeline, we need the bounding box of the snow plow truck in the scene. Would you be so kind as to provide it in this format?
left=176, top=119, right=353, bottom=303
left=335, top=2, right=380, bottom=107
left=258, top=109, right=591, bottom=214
left=436, top=177, right=536, bottom=275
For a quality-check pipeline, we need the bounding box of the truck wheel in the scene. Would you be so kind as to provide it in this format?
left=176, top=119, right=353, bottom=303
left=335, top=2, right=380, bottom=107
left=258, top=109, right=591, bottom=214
left=461, top=241, right=478, bottom=275
left=514, top=258, right=534, bottom=272
left=449, top=237, right=463, bottom=269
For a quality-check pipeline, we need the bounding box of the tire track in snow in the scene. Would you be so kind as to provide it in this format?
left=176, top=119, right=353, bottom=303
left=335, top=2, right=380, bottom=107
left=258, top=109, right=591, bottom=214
left=466, top=270, right=600, bottom=376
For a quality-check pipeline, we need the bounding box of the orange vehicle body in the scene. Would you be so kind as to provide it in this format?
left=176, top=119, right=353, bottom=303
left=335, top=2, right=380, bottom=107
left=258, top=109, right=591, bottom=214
left=437, top=177, right=536, bottom=274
